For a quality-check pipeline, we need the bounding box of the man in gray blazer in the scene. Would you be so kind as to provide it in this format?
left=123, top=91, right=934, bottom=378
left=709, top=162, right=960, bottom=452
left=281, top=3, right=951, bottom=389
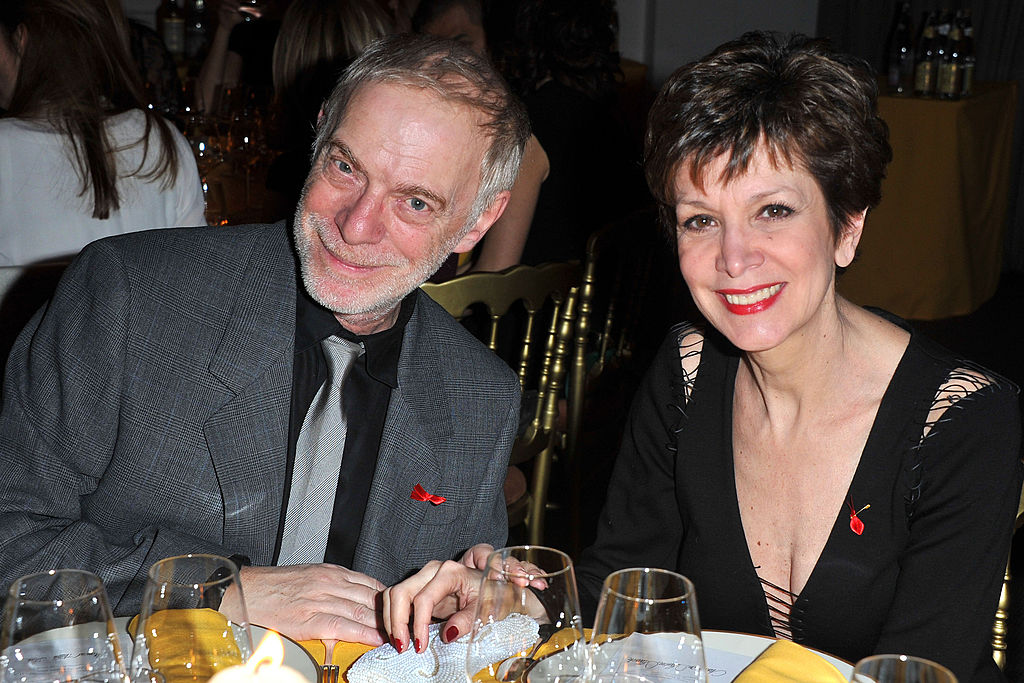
left=0, top=34, right=528, bottom=647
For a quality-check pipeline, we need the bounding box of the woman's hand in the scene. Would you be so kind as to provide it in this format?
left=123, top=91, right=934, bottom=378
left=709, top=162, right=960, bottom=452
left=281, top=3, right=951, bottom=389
left=215, top=0, right=244, bottom=32
left=382, top=559, right=483, bottom=654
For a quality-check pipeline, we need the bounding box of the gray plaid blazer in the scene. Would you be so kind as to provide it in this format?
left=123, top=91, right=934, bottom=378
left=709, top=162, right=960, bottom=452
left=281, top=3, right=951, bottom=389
left=0, top=222, right=519, bottom=615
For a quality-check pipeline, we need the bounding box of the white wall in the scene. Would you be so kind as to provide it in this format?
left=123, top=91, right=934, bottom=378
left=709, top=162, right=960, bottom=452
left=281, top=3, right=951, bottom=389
left=618, top=0, right=819, bottom=86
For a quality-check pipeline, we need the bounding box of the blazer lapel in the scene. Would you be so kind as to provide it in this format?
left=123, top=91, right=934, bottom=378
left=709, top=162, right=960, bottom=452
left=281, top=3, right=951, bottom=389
left=354, top=297, right=455, bottom=583
left=203, top=226, right=297, bottom=565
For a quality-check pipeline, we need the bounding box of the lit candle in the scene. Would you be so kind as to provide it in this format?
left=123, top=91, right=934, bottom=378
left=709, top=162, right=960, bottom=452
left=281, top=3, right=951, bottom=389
left=209, top=631, right=309, bottom=683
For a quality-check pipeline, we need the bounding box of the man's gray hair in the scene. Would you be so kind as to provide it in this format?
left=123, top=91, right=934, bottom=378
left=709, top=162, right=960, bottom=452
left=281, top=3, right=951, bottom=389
left=312, top=33, right=531, bottom=229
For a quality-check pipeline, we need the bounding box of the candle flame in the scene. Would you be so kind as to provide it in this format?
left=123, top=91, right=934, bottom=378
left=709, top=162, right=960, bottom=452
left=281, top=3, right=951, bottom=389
left=246, top=630, right=285, bottom=673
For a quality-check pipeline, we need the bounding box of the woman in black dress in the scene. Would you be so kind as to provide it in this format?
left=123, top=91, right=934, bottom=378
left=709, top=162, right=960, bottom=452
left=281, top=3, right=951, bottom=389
left=383, top=32, right=1022, bottom=683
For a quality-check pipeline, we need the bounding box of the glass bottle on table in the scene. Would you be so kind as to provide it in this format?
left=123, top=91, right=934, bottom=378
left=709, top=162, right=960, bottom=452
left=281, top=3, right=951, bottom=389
left=958, top=9, right=976, bottom=97
left=185, top=0, right=209, bottom=62
left=937, top=24, right=963, bottom=100
left=930, top=10, right=952, bottom=93
left=884, top=2, right=914, bottom=96
left=913, top=12, right=937, bottom=97
left=157, top=0, right=186, bottom=60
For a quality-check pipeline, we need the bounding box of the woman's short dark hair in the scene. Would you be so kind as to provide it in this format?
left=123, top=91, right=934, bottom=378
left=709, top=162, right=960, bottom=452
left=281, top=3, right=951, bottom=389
left=645, top=31, right=891, bottom=239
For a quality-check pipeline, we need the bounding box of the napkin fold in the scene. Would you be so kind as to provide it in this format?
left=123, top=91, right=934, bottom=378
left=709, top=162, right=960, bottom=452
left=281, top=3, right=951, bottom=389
left=734, top=640, right=847, bottom=683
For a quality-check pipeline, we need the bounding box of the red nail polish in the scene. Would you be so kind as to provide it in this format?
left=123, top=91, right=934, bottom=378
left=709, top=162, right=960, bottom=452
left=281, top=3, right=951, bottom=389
left=414, top=638, right=421, bottom=653
left=392, top=637, right=402, bottom=653
left=445, top=626, right=458, bottom=642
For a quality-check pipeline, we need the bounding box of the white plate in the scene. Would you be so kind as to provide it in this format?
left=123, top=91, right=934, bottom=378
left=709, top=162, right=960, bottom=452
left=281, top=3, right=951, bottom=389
left=703, top=631, right=852, bottom=681
left=114, top=617, right=319, bottom=683
left=527, top=630, right=852, bottom=683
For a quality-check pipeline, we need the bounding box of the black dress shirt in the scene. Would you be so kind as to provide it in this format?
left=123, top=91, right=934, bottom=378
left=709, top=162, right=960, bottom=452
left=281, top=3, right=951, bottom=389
left=274, top=281, right=416, bottom=568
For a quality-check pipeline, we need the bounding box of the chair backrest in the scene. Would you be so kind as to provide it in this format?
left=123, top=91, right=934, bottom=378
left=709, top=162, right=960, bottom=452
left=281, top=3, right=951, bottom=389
left=992, top=486, right=1024, bottom=668
left=563, top=209, right=673, bottom=554
left=421, top=261, right=582, bottom=545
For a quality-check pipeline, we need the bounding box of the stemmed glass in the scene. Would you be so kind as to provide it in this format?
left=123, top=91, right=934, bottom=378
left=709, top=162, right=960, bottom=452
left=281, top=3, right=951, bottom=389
left=587, top=568, right=705, bottom=683
left=129, top=555, right=254, bottom=683
left=237, top=0, right=264, bottom=21
left=0, top=569, right=127, bottom=683
left=465, top=546, right=586, bottom=683
left=851, top=655, right=958, bottom=683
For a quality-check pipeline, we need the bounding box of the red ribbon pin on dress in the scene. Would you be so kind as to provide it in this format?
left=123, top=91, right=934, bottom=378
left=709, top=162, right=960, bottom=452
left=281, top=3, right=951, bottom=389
left=411, top=484, right=446, bottom=505
left=847, top=495, right=870, bottom=535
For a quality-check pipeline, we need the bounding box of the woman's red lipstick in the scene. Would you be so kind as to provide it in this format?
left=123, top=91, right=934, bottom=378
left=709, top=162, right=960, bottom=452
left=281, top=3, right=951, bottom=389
left=717, top=283, right=784, bottom=315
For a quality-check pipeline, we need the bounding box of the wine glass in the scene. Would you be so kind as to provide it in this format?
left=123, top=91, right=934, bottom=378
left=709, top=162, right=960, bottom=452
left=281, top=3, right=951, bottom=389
left=587, top=568, right=705, bottom=683
left=851, top=655, right=957, bottom=683
left=237, top=0, right=264, bottom=21
left=0, top=569, right=127, bottom=683
left=129, top=555, right=253, bottom=683
left=465, top=546, right=586, bottom=683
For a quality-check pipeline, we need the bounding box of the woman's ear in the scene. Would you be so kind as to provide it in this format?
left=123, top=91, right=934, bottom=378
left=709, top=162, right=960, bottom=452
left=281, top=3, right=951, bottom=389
left=835, top=208, right=867, bottom=269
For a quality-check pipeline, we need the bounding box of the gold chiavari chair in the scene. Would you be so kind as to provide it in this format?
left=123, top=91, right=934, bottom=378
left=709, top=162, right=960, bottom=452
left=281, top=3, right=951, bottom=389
left=992, top=487, right=1024, bottom=669
left=421, top=262, right=581, bottom=545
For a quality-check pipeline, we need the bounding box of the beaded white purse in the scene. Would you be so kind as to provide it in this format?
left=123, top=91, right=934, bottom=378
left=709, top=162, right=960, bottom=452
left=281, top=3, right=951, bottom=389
left=347, top=614, right=540, bottom=683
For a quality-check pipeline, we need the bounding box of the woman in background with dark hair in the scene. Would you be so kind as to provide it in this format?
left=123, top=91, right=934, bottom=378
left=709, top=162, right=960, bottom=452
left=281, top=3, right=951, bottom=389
left=413, top=0, right=548, bottom=278
left=0, top=0, right=204, bottom=266
left=382, top=32, right=1022, bottom=683
left=500, top=0, right=644, bottom=265
left=265, top=0, right=392, bottom=207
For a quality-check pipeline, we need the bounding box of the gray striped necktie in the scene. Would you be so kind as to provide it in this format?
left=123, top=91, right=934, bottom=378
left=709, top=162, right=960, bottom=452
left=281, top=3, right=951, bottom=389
left=278, top=335, right=363, bottom=565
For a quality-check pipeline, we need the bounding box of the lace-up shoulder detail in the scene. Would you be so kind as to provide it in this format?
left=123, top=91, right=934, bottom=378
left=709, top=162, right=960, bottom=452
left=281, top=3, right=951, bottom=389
left=673, top=322, right=705, bottom=408
left=905, top=361, right=1013, bottom=518
left=665, top=322, right=705, bottom=458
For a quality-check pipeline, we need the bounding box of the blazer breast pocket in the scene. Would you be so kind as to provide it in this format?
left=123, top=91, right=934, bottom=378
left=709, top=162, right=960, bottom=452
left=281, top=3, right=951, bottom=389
left=392, top=492, right=464, bottom=568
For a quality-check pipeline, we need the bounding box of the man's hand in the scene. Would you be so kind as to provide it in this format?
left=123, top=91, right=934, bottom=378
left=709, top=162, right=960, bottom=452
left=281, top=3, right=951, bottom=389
left=459, top=544, right=494, bottom=571
left=221, top=565, right=386, bottom=645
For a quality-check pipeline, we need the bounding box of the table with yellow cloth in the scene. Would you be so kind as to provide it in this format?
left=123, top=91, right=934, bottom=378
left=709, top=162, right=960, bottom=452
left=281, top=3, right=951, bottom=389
left=838, top=81, right=1018, bottom=320
left=298, top=630, right=847, bottom=683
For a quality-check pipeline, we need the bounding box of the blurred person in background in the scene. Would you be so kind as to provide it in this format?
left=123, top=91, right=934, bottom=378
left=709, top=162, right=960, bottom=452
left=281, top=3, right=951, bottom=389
left=266, top=0, right=393, bottom=208
left=500, top=0, right=645, bottom=266
left=0, top=0, right=205, bottom=267
left=197, top=0, right=290, bottom=114
left=413, top=0, right=548, bottom=278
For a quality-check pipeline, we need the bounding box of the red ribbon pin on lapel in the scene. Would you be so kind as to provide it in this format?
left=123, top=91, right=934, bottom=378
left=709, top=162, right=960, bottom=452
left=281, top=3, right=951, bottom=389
left=411, top=484, right=446, bottom=505
left=847, top=495, right=870, bottom=536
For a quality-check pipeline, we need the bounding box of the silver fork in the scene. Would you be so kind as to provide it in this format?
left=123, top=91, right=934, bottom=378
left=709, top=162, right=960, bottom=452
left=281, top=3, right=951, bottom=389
left=321, top=639, right=340, bottom=683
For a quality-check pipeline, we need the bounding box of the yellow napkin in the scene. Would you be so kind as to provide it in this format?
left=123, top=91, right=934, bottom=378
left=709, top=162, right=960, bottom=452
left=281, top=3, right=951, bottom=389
left=734, top=640, right=847, bottom=683
left=297, top=640, right=374, bottom=682
left=129, top=609, right=244, bottom=683
left=297, top=628, right=582, bottom=683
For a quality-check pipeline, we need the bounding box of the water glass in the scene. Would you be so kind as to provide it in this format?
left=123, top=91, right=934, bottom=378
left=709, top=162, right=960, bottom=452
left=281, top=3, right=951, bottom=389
left=851, top=654, right=957, bottom=683
left=0, top=569, right=127, bottom=683
left=588, top=568, right=705, bottom=682
left=465, top=546, right=586, bottom=683
left=130, top=555, right=253, bottom=683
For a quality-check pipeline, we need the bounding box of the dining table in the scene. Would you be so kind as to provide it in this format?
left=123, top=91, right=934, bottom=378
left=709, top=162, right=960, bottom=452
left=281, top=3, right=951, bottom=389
left=296, top=629, right=853, bottom=683
left=837, top=80, right=1019, bottom=320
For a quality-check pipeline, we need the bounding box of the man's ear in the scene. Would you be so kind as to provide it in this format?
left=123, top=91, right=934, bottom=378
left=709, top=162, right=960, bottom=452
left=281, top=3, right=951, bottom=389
left=835, top=208, right=867, bottom=268
left=452, top=191, right=510, bottom=254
